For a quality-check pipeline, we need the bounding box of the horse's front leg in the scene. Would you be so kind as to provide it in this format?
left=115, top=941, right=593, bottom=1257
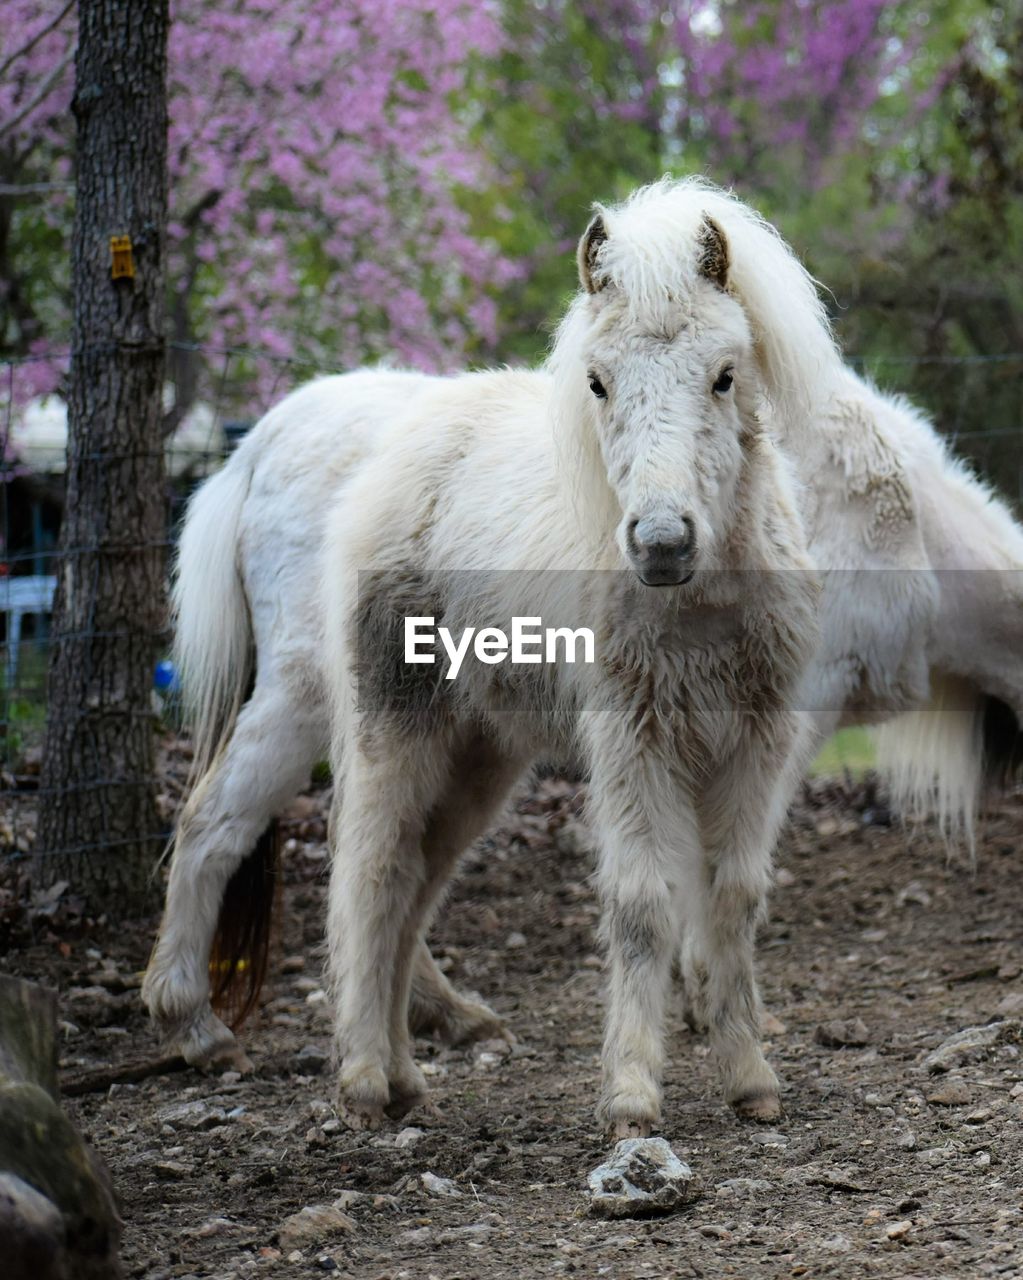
left=693, top=727, right=808, bottom=1121
left=588, top=721, right=697, bottom=1139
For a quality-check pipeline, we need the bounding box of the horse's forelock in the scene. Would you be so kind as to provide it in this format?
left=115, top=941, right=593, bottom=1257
left=587, top=177, right=841, bottom=432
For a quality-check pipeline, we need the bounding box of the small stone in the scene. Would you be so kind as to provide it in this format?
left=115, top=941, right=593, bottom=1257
left=976, top=1151, right=991, bottom=1167
left=158, top=1100, right=230, bottom=1131
left=896, top=881, right=932, bottom=908
left=505, top=931, right=527, bottom=949
left=995, top=992, right=1023, bottom=1016
left=1010, top=1082, right=1023, bottom=1100
left=821, top=1234, right=852, bottom=1253
left=886, top=1219, right=912, bottom=1241
left=220, top=1070, right=242, bottom=1085
left=920, top=1021, right=1021, bottom=1073
left=394, top=1127, right=424, bottom=1149
left=184, top=1216, right=238, bottom=1238
left=281, top=954, right=306, bottom=974
left=296, top=1044, right=330, bottom=1075
left=438, top=1223, right=498, bottom=1243
left=400, top=1227, right=432, bottom=1244
left=895, top=1130, right=916, bottom=1150
left=926, top=1079, right=971, bottom=1107
left=964, top=1106, right=993, bottom=1124
left=420, top=1171, right=462, bottom=1198
left=760, top=1012, right=787, bottom=1036
left=587, top=1137, right=697, bottom=1219
left=715, top=1177, right=773, bottom=1195
left=278, top=1205, right=356, bottom=1250
left=153, top=1160, right=193, bottom=1179
left=815, top=1018, right=870, bottom=1048
left=775, top=867, right=795, bottom=888
left=477, top=1037, right=512, bottom=1058
left=305, top=1126, right=328, bottom=1149
left=750, top=1130, right=788, bottom=1148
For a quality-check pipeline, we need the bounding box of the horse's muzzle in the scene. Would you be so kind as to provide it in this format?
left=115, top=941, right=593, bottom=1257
left=625, top=513, right=697, bottom=587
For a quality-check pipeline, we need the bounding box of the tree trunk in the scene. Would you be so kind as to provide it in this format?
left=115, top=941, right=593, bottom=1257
left=0, top=976, right=123, bottom=1280
left=35, top=0, right=169, bottom=912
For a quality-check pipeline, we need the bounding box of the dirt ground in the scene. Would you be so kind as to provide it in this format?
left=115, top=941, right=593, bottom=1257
left=4, top=770, right=1023, bottom=1280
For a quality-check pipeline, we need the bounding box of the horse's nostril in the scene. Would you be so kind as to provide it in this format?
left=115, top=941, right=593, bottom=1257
left=630, top=514, right=696, bottom=561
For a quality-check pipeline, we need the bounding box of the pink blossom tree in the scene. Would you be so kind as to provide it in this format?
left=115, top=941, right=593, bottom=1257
left=0, top=0, right=510, bottom=413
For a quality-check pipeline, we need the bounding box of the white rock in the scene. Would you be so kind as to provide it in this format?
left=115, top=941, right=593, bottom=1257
left=921, top=1021, right=1020, bottom=1073
left=420, top=1171, right=462, bottom=1198
left=587, top=1137, right=697, bottom=1218
left=278, top=1204, right=356, bottom=1250
left=395, top=1127, right=424, bottom=1149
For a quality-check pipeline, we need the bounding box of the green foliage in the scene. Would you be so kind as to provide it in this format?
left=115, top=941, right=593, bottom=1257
left=464, top=1, right=1022, bottom=505
left=465, top=0, right=666, bottom=364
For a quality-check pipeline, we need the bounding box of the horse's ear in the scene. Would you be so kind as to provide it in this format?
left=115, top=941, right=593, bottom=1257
left=578, top=212, right=609, bottom=294
left=697, top=216, right=729, bottom=290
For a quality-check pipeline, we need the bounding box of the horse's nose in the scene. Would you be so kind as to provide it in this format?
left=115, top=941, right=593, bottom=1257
left=628, top=513, right=696, bottom=560
left=626, top=514, right=697, bottom=586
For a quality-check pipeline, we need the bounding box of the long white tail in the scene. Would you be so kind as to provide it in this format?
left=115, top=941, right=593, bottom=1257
left=172, top=450, right=254, bottom=779
left=872, top=673, right=988, bottom=851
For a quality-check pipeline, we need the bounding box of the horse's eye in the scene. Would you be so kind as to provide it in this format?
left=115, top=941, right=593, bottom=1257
left=588, top=375, right=608, bottom=400
left=713, top=368, right=734, bottom=395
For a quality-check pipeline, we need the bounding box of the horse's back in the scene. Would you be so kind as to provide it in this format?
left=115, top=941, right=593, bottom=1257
left=238, top=370, right=442, bottom=670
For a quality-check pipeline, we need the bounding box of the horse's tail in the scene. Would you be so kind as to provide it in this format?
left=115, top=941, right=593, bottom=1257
left=208, top=821, right=279, bottom=1031
left=173, top=447, right=254, bottom=780
left=873, top=674, right=1023, bottom=852
left=172, top=445, right=279, bottom=1029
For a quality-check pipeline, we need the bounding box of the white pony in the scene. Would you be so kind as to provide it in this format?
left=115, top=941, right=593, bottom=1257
left=145, top=177, right=826, bottom=1138
left=143, top=175, right=1023, bottom=1122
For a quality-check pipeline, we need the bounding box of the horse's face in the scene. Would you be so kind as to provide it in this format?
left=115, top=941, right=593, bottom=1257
left=577, top=215, right=758, bottom=587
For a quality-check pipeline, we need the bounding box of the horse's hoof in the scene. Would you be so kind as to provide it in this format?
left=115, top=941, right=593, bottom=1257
left=384, top=1060, right=428, bottom=1121
left=731, top=1089, right=782, bottom=1123
left=612, top=1118, right=652, bottom=1140
left=178, top=1010, right=253, bottom=1074
left=338, top=1065, right=389, bottom=1131
left=414, top=996, right=510, bottom=1048
left=599, top=1083, right=660, bottom=1141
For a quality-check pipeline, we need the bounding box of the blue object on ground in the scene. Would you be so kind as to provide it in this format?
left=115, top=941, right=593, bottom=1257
left=154, top=659, right=179, bottom=692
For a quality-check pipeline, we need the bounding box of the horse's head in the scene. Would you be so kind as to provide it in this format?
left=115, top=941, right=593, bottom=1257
left=550, top=178, right=838, bottom=586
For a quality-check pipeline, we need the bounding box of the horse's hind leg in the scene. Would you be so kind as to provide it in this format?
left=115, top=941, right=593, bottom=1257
left=143, top=680, right=323, bottom=1069
left=386, top=738, right=524, bottom=1108
left=330, top=731, right=522, bottom=1128
left=408, top=941, right=507, bottom=1046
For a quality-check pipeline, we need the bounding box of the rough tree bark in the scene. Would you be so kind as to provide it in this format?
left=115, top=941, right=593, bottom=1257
left=35, top=1, right=169, bottom=912
left=0, top=975, right=123, bottom=1279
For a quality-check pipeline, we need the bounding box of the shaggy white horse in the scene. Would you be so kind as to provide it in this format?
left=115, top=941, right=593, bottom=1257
left=145, top=177, right=826, bottom=1138
left=143, top=176, right=1023, bottom=1128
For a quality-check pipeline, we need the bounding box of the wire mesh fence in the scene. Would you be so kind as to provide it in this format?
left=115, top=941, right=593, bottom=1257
left=0, top=343, right=1021, bottom=894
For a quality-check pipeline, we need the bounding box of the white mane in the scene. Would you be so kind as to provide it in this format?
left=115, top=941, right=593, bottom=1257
left=582, top=177, right=840, bottom=428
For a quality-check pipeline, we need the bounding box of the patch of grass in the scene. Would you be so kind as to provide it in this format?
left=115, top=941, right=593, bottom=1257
left=1, top=640, right=50, bottom=767
left=811, top=726, right=875, bottom=778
